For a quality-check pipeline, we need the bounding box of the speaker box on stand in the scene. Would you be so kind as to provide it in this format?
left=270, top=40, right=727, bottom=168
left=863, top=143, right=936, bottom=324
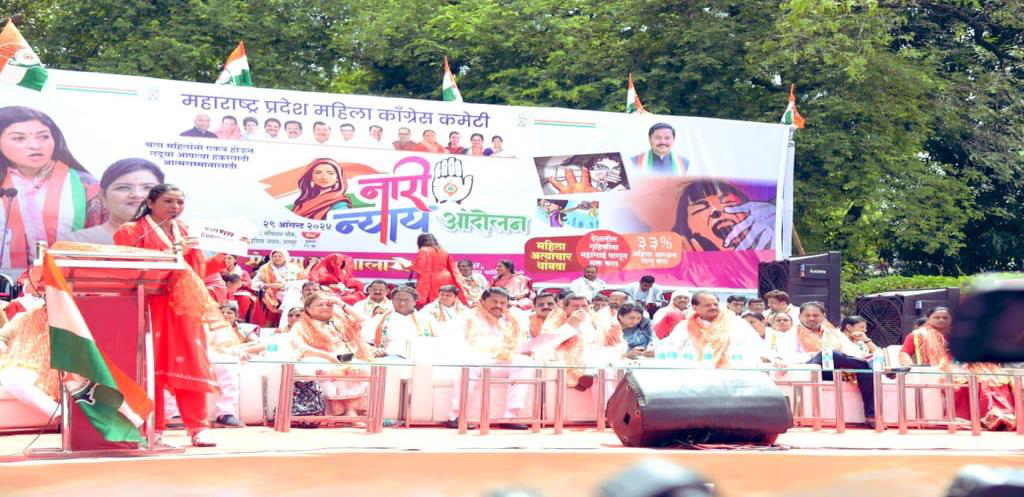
left=607, top=370, right=793, bottom=448
left=758, top=251, right=842, bottom=322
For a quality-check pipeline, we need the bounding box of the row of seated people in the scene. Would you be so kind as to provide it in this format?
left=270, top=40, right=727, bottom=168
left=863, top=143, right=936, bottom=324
left=203, top=281, right=1016, bottom=431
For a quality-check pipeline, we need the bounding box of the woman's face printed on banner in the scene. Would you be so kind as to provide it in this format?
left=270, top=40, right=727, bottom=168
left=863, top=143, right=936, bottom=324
left=686, top=190, right=747, bottom=250
left=312, top=163, right=340, bottom=189
left=0, top=119, right=54, bottom=173
left=105, top=169, right=160, bottom=223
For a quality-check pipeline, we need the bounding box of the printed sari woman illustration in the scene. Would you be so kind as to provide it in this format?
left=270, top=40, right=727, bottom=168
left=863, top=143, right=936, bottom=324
left=0, top=106, right=101, bottom=268
left=291, top=158, right=352, bottom=220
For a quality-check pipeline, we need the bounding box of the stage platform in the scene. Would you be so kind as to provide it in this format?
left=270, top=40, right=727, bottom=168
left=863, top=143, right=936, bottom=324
left=1, top=426, right=1021, bottom=497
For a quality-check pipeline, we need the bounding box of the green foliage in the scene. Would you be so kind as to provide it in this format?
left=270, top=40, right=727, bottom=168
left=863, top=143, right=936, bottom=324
left=841, top=274, right=969, bottom=309
left=3, top=0, right=1022, bottom=277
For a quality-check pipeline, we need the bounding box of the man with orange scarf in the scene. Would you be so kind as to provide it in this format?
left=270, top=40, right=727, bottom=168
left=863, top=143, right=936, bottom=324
left=418, top=284, right=469, bottom=339
left=539, top=293, right=626, bottom=395
left=658, top=292, right=773, bottom=369
left=445, top=287, right=533, bottom=429
left=775, top=301, right=878, bottom=427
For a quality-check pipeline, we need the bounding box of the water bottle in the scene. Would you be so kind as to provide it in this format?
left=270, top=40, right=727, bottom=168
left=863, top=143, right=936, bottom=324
left=729, top=350, right=744, bottom=367
left=681, top=341, right=696, bottom=364
left=655, top=341, right=668, bottom=360
left=872, top=351, right=886, bottom=372
left=821, top=341, right=835, bottom=371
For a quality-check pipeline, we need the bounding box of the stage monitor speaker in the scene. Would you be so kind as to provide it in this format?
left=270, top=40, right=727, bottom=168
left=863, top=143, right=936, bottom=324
left=855, top=287, right=961, bottom=347
left=607, top=370, right=792, bottom=448
left=758, top=251, right=841, bottom=322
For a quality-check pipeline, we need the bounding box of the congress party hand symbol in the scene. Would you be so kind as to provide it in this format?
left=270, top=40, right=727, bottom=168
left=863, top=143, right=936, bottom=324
left=431, top=157, right=474, bottom=204
left=547, top=167, right=600, bottom=193
left=723, top=201, right=776, bottom=250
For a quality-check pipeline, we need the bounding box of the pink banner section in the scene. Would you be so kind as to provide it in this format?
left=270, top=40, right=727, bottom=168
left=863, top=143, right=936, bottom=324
left=245, top=248, right=774, bottom=290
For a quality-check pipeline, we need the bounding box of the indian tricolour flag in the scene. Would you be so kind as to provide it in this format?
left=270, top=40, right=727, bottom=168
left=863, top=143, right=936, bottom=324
left=215, top=41, right=253, bottom=87
left=780, top=83, right=805, bottom=128
left=0, top=19, right=48, bottom=91
left=442, top=56, right=463, bottom=102
left=627, top=73, right=645, bottom=114
left=44, top=253, right=153, bottom=442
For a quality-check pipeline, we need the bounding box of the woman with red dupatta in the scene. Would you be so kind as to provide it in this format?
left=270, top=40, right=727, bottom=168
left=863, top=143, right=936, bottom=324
left=290, top=158, right=351, bottom=220
left=307, top=253, right=365, bottom=305
left=899, top=306, right=1016, bottom=430
left=410, top=234, right=466, bottom=308
left=113, top=184, right=225, bottom=447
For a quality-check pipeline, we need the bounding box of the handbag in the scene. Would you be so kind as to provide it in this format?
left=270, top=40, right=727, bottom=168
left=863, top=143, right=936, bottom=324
left=291, top=380, right=326, bottom=416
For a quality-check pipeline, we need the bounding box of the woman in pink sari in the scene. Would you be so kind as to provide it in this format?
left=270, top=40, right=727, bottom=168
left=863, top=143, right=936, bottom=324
left=489, top=259, right=533, bottom=310
left=899, top=307, right=1016, bottom=430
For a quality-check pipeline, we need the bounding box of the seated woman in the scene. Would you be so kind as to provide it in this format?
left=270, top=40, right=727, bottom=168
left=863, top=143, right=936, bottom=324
left=252, top=249, right=306, bottom=326
left=899, top=306, right=1016, bottom=431
left=307, top=253, right=365, bottom=305
left=618, top=303, right=654, bottom=359
left=289, top=291, right=374, bottom=419
left=489, top=260, right=533, bottom=311
left=221, top=253, right=255, bottom=319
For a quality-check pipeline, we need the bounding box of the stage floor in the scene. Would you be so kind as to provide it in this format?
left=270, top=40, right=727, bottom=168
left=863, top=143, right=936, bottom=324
left=1, top=426, right=1021, bottom=497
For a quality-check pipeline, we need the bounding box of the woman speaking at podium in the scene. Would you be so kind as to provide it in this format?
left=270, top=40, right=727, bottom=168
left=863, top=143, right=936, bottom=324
left=113, top=184, right=224, bottom=447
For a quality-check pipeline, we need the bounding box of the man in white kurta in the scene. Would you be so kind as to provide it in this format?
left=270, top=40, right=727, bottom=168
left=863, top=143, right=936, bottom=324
left=417, top=284, right=469, bottom=341
left=360, top=287, right=428, bottom=359
left=661, top=292, right=778, bottom=368
left=353, top=280, right=394, bottom=318
left=446, top=288, right=533, bottom=428
left=567, top=265, right=607, bottom=301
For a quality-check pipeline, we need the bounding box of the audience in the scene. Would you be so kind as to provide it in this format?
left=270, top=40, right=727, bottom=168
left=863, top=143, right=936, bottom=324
left=726, top=295, right=747, bottom=316
left=354, top=280, right=394, bottom=317
left=568, top=265, right=606, bottom=300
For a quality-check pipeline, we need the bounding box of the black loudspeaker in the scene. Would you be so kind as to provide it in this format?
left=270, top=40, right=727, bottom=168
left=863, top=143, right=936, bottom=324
left=607, top=370, right=793, bottom=448
left=855, top=287, right=960, bottom=347
left=758, top=251, right=841, bottom=323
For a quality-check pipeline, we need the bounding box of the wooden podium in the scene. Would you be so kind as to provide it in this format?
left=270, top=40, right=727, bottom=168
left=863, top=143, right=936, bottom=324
left=19, top=241, right=190, bottom=459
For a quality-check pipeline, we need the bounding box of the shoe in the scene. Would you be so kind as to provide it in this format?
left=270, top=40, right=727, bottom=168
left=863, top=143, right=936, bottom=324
left=166, top=415, right=185, bottom=430
left=441, top=418, right=478, bottom=430
left=496, top=423, right=530, bottom=430
left=190, top=429, right=217, bottom=447
left=215, top=414, right=244, bottom=428
left=864, top=416, right=878, bottom=429
left=574, top=374, right=595, bottom=392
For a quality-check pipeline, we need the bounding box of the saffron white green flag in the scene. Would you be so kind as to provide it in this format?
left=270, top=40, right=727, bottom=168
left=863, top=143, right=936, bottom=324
left=442, top=56, right=462, bottom=102
left=0, top=20, right=48, bottom=91
left=627, top=73, right=645, bottom=114
left=780, top=83, right=805, bottom=128
left=44, top=253, right=153, bottom=442
left=215, top=41, right=253, bottom=87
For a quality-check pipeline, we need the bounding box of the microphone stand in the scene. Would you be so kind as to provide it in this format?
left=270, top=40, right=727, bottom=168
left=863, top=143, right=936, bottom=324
left=0, top=188, right=16, bottom=271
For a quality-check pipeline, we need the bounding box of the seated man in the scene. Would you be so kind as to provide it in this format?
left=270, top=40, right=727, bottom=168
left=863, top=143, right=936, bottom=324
left=660, top=292, right=778, bottom=368
left=353, top=280, right=393, bottom=318
left=742, top=312, right=768, bottom=340
left=764, top=290, right=801, bottom=325
left=446, top=287, right=533, bottom=429
left=590, top=293, right=609, bottom=314
left=622, top=275, right=666, bottom=315
left=523, top=293, right=557, bottom=339
left=747, top=297, right=767, bottom=314
left=651, top=289, right=692, bottom=329
left=362, top=286, right=430, bottom=358
left=776, top=301, right=878, bottom=427
left=418, top=284, right=469, bottom=339
left=542, top=293, right=627, bottom=391
left=206, top=304, right=266, bottom=427
left=725, top=295, right=747, bottom=316
left=568, top=265, right=606, bottom=300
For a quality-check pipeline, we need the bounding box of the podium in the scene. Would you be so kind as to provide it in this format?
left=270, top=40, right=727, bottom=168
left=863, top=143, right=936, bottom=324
left=19, top=241, right=190, bottom=459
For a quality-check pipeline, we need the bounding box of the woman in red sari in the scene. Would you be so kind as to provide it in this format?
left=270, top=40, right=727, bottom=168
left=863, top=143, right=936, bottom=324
left=113, top=184, right=225, bottom=446
left=899, top=307, right=1016, bottom=431
left=411, top=234, right=466, bottom=308
left=291, top=158, right=351, bottom=220
left=490, top=259, right=533, bottom=310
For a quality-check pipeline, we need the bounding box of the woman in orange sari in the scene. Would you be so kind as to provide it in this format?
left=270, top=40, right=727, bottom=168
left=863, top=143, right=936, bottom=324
left=291, top=158, right=351, bottom=220
left=113, top=184, right=225, bottom=447
left=410, top=233, right=466, bottom=308
left=0, top=106, right=102, bottom=268
left=899, top=307, right=1015, bottom=430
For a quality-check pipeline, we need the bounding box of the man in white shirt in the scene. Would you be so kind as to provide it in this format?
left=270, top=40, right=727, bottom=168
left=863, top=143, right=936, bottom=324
left=622, top=275, right=665, bottom=308
left=361, top=286, right=428, bottom=358
left=456, top=259, right=488, bottom=307
left=661, top=292, right=778, bottom=368
left=764, top=290, right=801, bottom=325
left=775, top=301, right=878, bottom=427
left=353, top=280, right=394, bottom=318
left=446, top=288, right=533, bottom=429
left=418, top=284, right=469, bottom=339
left=568, top=265, right=606, bottom=300
left=542, top=293, right=627, bottom=393
left=651, top=289, right=692, bottom=328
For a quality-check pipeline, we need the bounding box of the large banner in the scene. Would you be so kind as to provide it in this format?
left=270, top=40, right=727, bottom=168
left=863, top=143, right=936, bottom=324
left=0, top=69, right=792, bottom=288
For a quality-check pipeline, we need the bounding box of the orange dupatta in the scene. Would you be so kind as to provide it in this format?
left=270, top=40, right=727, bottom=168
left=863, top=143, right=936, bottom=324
left=292, top=191, right=351, bottom=220
left=685, top=312, right=733, bottom=368
left=465, top=303, right=522, bottom=362
left=911, top=325, right=1009, bottom=387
